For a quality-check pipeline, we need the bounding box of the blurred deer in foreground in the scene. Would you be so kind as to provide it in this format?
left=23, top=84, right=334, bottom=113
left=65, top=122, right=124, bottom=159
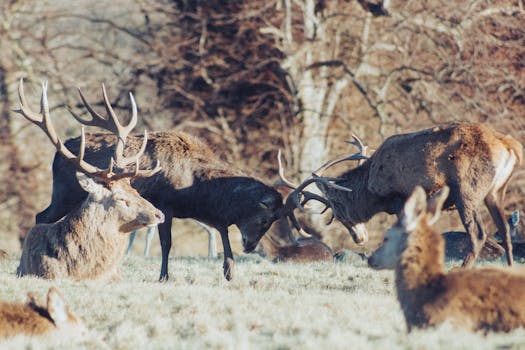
left=288, top=123, right=522, bottom=267
left=368, top=186, right=525, bottom=333
left=0, top=287, right=86, bottom=339
left=16, top=79, right=164, bottom=280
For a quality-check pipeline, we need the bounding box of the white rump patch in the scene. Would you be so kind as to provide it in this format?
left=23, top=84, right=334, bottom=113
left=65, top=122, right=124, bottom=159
left=491, top=151, right=516, bottom=192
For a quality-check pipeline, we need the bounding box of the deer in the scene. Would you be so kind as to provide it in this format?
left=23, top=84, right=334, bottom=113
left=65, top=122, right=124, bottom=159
left=30, top=87, right=316, bottom=282
left=368, top=186, right=525, bottom=333
left=0, top=287, right=87, bottom=339
left=256, top=216, right=334, bottom=263
left=288, top=123, right=522, bottom=268
left=15, top=79, right=165, bottom=281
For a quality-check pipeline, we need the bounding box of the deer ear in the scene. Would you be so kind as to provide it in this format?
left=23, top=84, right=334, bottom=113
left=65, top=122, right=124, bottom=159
left=427, top=186, right=449, bottom=226
left=76, top=172, right=107, bottom=199
left=402, top=186, right=427, bottom=231
left=46, top=287, right=71, bottom=327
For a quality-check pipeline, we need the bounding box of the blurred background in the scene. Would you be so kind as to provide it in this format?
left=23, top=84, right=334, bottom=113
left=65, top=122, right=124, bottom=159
left=1, top=0, right=524, bottom=257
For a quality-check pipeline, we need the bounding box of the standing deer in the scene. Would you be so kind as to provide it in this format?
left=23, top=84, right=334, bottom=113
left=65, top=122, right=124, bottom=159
left=293, top=123, right=522, bottom=267
left=368, top=186, right=525, bottom=332
left=32, top=89, right=310, bottom=282
left=0, top=287, right=87, bottom=339
left=16, top=79, right=164, bottom=280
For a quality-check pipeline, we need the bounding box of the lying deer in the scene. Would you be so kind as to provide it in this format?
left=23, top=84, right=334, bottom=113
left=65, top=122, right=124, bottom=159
left=256, top=216, right=334, bottom=263
left=16, top=79, right=164, bottom=280
left=291, top=123, right=522, bottom=267
left=368, top=186, right=525, bottom=333
left=0, top=287, right=86, bottom=339
left=33, top=90, right=311, bottom=282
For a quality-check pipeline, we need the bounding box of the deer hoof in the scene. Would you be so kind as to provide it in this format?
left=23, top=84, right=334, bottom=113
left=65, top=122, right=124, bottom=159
left=159, top=274, right=169, bottom=283
left=223, top=258, right=234, bottom=281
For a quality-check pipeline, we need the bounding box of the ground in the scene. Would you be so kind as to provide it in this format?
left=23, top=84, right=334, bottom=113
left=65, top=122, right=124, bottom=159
left=1, top=252, right=525, bottom=349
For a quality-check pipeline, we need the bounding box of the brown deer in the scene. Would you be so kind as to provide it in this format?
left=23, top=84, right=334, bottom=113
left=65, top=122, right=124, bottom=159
left=31, top=88, right=313, bottom=282
left=296, top=123, right=522, bottom=267
left=368, top=186, right=525, bottom=333
left=0, top=287, right=87, bottom=339
left=256, top=216, right=334, bottom=263
left=16, top=79, right=164, bottom=280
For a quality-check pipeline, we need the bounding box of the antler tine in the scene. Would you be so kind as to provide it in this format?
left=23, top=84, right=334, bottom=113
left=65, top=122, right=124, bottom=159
left=276, top=149, right=298, bottom=189
left=311, top=133, right=370, bottom=175
left=74, top=87, right=113, bottom=130
left=116, top=128, right=148, bottom=168
left=347, top=133, right=368, bottom=156
left=15, top=78, right=105, bottom=177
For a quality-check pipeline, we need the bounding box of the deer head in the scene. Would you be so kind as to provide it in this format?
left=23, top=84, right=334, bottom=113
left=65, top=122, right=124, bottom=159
left=368, top=186, right=450, bottom=270
left=15, top=79, right=164, bottom=233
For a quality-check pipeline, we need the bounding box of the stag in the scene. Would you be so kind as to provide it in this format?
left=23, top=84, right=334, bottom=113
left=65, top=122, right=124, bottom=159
left=16, top=79, right=164, bottom=280
left=0, top=287, right=87, bottom=340
left=32, top=88, right=313, bottom=282
left=291, top=123, right=522, bottom=267
left=368, top=186, right=525, bottom=332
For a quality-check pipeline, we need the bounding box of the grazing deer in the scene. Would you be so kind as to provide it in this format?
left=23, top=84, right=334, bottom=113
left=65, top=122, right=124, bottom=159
left=256, top=216, right=334, bottom=263
left=368, top=186, right=525, bottom=333
left=31, top=88, right=313, bottom=282
left=0, top=287, right=87, bottom=339
left=297, top=123, right=522, bottom=267
left=16, top=79, right=164, bottom=280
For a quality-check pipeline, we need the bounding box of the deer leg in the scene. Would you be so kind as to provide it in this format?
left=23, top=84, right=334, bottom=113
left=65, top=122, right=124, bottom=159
left=458, top=207, right=486, bottom=267
left=485, top=192, right=513, bottom=266
left=218, top=227, right=234, bottom=281
left=158, top=212, right=173, bottom=282
left=143, top=226, right=156, bottom=257
left=126, top=231, right=137, bottom=255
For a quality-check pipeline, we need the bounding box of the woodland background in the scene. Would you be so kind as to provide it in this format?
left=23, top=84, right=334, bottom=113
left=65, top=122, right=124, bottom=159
left=1, top=0, right=525, bottom=256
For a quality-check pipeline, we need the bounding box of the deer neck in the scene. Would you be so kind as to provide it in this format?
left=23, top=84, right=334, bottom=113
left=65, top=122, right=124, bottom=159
left=338, top=164, right=386, bottom=222
left=61, top=197, right=122, bottom=243
left=395, top=224, right=446, bottom=318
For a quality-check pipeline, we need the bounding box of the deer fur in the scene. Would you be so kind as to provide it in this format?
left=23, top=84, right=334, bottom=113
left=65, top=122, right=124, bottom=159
left=257, top=217, right=334, bottom=263
left=37, top=131, right=284, bottom=281
left=17, top=172, right=164, bottom=280
left=0, top=287, right=86, bottom=339
left=368, top=186, right=525, bottom=333
left=317, top=122, right=522, bottom=267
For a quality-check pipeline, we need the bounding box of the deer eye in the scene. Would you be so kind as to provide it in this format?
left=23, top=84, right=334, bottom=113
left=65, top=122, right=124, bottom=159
left=115, top=197, right=131, bottom=207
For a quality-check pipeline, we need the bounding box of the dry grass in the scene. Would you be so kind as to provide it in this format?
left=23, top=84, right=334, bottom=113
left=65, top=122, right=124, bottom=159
left=1, top=252, right=525, bottom=349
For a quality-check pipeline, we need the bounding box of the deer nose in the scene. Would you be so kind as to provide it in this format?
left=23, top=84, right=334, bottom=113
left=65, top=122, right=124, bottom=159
left=155, top=211, right=165, bottom=224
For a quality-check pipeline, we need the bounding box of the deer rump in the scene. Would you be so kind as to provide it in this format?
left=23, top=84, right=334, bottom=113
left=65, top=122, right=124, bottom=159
left=317, top=122, right=522, bottom=267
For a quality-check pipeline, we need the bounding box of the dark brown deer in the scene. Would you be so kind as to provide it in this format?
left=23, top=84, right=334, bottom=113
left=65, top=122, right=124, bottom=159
left=33, top=87, right=310, bottom=282
left=296, top=123, right=522, bottom=267
left=368, top=186, right=525, bottom=332
left=16, top=79, right=164, bottom=280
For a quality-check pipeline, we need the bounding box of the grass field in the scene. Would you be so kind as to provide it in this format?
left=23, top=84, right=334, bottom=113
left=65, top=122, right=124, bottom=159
left=1, top=251, right=525, bottom=349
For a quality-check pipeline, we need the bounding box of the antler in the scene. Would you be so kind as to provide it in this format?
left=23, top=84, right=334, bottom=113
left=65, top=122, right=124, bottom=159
left=311, top=134, right=369, bottom=175
left=70, top=84, right=161, bottom=180
left=15, top=78, right=160, bottom=182
left=15, top=78, right=112, bottom=178
left=277, top=150, right=351, bottom=237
